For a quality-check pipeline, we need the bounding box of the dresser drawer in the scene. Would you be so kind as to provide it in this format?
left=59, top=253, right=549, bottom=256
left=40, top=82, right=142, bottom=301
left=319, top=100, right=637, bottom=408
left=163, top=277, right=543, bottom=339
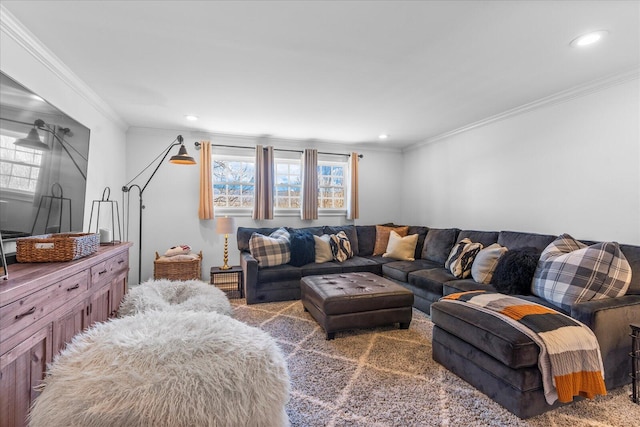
left=91, top=251, right=129, bottom=287
left=0, top=271, right=88, bottom=343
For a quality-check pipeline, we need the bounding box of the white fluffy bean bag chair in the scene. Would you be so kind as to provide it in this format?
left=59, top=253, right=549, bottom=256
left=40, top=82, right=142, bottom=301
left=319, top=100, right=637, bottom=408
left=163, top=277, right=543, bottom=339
left=29, top=310, right=290, bottom=427
left=118, top=278, right=232, bottom=317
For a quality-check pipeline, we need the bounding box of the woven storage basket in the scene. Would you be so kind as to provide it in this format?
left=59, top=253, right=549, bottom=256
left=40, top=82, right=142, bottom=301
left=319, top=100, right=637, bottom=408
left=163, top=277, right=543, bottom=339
left=16, top=233, right=100, bottom=263
left=154, top=251, right=202, bottom=280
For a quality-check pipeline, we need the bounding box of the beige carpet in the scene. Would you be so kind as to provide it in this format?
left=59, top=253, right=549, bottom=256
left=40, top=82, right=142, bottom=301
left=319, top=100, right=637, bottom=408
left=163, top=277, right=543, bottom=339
left=230, top=299, right=640, bottom=427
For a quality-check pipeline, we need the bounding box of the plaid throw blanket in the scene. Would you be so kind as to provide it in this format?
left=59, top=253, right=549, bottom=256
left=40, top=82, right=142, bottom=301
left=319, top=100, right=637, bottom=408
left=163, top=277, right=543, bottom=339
left=441, top=291, right=606, bottom=404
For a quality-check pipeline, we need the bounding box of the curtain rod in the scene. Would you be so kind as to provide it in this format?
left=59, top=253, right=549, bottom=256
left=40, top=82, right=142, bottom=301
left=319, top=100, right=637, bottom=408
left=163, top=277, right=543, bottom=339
left=193, top=141, right=363, bottom=158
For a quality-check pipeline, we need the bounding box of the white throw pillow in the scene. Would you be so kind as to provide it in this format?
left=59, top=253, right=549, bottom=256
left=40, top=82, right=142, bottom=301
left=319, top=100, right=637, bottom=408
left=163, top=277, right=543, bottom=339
left=383, top=231, right=419, bottom=261
left=314, top=234, right=333, bottom=263
left=471, top=243, right=508, bottom=284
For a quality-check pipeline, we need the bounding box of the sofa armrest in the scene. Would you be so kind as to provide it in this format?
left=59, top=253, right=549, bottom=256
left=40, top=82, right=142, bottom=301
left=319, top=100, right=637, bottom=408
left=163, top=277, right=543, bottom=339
left=240, top=251, right=259, bottom=304
left=571, top=295, right=640, bottom=328
left=570, top=295, right=640, bottom=388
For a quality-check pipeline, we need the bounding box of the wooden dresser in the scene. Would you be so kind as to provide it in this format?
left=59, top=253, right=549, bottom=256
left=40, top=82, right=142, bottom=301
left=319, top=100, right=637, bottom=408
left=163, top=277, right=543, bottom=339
left=0, top=243, right=131, bottom=427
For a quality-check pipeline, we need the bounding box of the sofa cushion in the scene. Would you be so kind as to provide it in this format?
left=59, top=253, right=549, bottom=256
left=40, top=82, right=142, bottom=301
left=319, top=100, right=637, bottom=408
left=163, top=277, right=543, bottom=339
left=330, top=231, right=354, bottom=262
left=407, top=226, right=429, bottom=260
left=257, top=264, right=301, bottom=283
left=373, top=225, right=409, bottom=256
left=382, top=259, right=439, bottom=283
left=383, top=231, right=419, bottom=261
left=289, top=230, right=316, bottom=267
left=356, top=225, right=376, bottom=256
left=532, top=234, right=632, bottom=312
left=431, top=302, right=539, bottom=369
left=457, top=230, right=499, bottom=248
left=421, top=228, right=460, bottom=264
left=407, top=268, right=456, bottom=296
left=324, top=225, right=359, bottom=256
left=237, top=227, right=278, bottom=252
left=497, top=231, right=556, bottom=252
left=491, top=247, right=540, bottom=295
left=314, top=234, right=333, bottom=263
left=445, top=238, right=483, bottom=279
left=444, top=279, right=496, bottom=296
left=249, top=228, right=291, bottom=267
left=620, top=244, right=640, bottom=295
left=300, top=261, right=343, bottom=276
left=472, top=243, right=508, bottom=284
left=338, top=256, right=382, bottom=275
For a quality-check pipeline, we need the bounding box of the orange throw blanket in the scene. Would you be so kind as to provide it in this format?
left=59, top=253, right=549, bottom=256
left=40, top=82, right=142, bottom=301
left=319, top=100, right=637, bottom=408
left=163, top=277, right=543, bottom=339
left=442, top=291, right=606, bottom=404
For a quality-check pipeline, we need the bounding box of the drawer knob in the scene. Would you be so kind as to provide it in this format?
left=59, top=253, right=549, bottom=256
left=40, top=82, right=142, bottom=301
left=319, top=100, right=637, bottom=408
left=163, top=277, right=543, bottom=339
left=15, top=306, right=36, bottom=319
left=98, top=269, right=108, bottom=275
left=67, top=284, right=80, bottom=291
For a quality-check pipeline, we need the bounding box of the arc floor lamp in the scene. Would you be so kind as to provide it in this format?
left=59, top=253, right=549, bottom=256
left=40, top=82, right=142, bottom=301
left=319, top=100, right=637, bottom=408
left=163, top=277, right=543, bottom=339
left=122, top=135, right=196, bottom=284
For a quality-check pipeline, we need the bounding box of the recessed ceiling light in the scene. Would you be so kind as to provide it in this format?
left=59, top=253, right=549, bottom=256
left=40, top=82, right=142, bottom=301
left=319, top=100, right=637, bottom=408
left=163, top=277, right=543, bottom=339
left=570, top=30, right=609, bottom=47
left=185, top=115, right=198, bottom=121
left=378, top=134, right=389, bottom=140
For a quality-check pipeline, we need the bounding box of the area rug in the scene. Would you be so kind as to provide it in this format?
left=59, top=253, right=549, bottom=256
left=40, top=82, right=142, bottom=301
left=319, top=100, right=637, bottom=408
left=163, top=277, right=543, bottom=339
left=231, top=299, right=640, bottom=427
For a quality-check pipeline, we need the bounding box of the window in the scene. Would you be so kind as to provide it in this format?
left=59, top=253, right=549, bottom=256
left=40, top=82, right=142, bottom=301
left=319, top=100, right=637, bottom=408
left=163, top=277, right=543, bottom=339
left=212, top=153, right=348, bottom=213
left=212, top=156, right=255, bottom=208
left=275, top=160, right=301, bottom=209
left=0, top=134, right=42, bottom=195
left=317, top=162, right=345, bottom=209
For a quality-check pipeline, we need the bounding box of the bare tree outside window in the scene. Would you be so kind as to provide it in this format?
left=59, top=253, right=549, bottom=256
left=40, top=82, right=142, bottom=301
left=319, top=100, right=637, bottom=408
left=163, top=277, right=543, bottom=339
left=211, top=154, right=346, bottom=211
left=275, top=160, right=301, bottom=208
left=213, top=157, right=255, bottom=208
left=318, top=163, right=345, bottom=208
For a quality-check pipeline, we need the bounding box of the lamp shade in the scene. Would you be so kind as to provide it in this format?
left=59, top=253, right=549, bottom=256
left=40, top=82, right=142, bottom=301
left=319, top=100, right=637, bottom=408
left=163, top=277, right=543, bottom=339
left=14, top=127, right=50, bottom=151
left=216, top=217, right=236, bottom=235
left=169, top=144, right=196, bottom=165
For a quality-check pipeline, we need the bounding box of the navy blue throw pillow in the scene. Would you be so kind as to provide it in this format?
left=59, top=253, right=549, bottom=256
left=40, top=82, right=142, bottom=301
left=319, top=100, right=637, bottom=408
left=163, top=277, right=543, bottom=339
left=289, top=231, right=316, bottom=267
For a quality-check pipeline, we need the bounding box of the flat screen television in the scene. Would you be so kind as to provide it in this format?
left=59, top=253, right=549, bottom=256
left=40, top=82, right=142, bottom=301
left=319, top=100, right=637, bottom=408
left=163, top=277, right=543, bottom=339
left=0, top=71, right=90, bottom=251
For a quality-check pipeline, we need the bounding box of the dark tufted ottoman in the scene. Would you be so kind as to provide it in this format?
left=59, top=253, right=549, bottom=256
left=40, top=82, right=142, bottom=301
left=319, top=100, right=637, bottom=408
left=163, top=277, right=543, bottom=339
left=301, top=272, right=414, bottom=339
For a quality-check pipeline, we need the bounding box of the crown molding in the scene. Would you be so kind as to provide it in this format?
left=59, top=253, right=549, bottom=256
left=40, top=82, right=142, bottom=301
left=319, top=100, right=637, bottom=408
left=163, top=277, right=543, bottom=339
left=404, top=67, right=640, bottom=153
left=127, top=126, right=403, bottom=155
left=0, top=5, right=128, bottom=131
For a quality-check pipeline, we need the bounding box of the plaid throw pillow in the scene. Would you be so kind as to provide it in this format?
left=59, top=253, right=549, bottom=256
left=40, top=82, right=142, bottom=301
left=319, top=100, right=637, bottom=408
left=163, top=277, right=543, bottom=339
left=532, top=234, right=632, bottom=312
left=249, top=228, right=291, bottom=267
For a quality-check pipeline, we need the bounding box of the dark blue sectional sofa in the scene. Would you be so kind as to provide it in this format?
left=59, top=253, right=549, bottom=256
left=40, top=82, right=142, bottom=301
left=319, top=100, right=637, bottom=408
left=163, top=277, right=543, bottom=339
left=237, top=223, right=640, bottom=414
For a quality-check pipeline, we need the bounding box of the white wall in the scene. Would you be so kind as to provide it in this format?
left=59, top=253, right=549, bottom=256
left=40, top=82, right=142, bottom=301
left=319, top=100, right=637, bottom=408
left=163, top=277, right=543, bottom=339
left=401, top=77, right=640, bottom=245
left=125, top=127, right=403, bottom=283
left=0, top=10, right=128, bottom=253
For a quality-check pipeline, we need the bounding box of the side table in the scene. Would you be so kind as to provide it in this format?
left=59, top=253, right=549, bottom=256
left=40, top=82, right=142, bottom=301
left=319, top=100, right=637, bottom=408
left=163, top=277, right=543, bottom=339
left=210, top=265, right=243, bottom=299
left=631, top=323, right=640, bottom=404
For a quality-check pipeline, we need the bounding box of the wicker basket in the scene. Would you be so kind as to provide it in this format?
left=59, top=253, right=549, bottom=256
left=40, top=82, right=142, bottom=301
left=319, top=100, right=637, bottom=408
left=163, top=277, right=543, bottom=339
left=16, top=233, right=100, bottom=263
left=154, top=251, right=202, bottom=280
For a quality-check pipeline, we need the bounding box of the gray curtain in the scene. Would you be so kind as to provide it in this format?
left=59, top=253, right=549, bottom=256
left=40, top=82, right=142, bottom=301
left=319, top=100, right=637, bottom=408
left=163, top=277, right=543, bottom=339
left=252, top=145, right=274, bottom=220
left=301, top=148, right=318, bottom=220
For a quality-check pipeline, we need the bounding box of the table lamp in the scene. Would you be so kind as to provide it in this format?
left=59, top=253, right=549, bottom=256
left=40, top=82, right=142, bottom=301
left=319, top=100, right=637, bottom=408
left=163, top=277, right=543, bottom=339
left=216, top=217, right=236, bottom=270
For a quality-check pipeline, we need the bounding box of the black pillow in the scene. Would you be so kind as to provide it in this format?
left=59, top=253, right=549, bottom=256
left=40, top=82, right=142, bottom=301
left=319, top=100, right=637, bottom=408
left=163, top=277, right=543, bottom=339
left=289, top=231, right=316, bottom=267
left=490, top=247, right=541, bottom=295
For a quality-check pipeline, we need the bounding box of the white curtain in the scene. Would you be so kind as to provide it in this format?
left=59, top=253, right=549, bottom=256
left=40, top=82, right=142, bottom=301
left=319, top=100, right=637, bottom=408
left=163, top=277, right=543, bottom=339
left=198, top=141, right=214, bottom=220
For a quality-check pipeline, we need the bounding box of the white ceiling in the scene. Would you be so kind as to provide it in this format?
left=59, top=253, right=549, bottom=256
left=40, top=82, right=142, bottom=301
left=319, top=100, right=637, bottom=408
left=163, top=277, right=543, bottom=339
left=3, top=1, right=639, bottom=149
